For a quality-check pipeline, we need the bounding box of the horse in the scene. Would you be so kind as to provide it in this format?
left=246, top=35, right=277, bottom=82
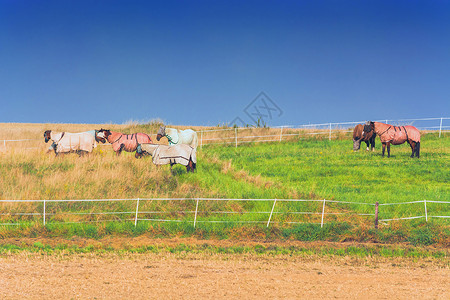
left=353, top=124, right=376, bottom=151
left=362, top=121, right=421, bottom=158
left=97, top=129, right=153, bottom=157
left=136, top=143, right=197, bottom=173
left=156, top=126, right=198, bottom=149
left=43, top=130, right=105, bottom=156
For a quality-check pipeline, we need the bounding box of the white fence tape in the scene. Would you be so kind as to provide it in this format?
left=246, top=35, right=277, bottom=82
left=0, top=198, right=448, bottom=227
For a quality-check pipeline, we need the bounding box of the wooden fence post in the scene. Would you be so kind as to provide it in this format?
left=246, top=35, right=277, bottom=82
left=374, top=201, right=379, bottom=229
left=279, top=127, right=283, bottom=142
left=439, top=118, right=443, bottom=138
left=321, top=199, right=326, bottom=228
left=235, top=127, right=238, bottom=148
left=200, top=131, right=203, bottom=149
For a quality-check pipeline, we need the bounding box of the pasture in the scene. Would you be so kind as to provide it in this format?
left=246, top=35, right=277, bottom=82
left=0, top=123, right=449, bottom=247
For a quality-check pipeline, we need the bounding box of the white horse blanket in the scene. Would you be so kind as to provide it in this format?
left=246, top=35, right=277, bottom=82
left=138, top=143, right=196, bottom=166
left=159, top=127, right=198, bottom=149
left=50, top=131, right=97, bottom=153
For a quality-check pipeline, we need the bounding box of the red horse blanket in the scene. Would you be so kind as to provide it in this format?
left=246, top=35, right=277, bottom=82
left=107, top=132, right=152, bottom=152
left=375, top=123, right=421, bottom=145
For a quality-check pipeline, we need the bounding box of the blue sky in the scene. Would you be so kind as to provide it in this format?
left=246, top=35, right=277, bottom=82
left=1, top=0, right=449, bottom=126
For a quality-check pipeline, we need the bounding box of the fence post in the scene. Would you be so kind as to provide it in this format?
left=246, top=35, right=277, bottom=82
left=267, top=199, right=277, bottom=227
left=374, top=202, right=379, bottom=229
left=134, top=197, right=140, bottom=227
left=3, top=140, right=5, bottom=150
left=439, top=118, right=443, bottom=138
left=193, top=198, right=199, bottom=228
left=424, top=199, right=428, bottom=222
left=200, top=131, right=203, bottom=149
left=235, top=127, right=238, bottom=148
left=279, top=127, right=283, bottom=142
left=321, top=199, right=326, bottom=228
left=43, top=199, right=46, bottom=226
left=328, top=123, right=332, bottom=141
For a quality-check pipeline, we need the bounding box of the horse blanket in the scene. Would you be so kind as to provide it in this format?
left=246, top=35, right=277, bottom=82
left=375, top=123, right=421, bottom=145
left=51, top=131, right=97, bottom=153
left=107, top=132, right=152, bottom=152
left=157, top=126, right=198, bottom=149
left=138, top=143, right=196, bottom=166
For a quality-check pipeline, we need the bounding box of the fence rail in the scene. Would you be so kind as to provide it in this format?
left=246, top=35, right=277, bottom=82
left=0, top=198, right=448, bottom=228
left=1, top=117, right=449, bottom=151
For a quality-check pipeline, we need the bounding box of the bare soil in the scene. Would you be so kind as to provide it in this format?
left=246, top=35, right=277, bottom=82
left=0, top=238, right=449, bottom=299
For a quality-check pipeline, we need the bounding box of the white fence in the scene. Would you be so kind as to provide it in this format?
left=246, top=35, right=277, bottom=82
left=199, top=117, right=450, bottom=147
left=0, top=198, right=448, bottom=227
left=1, top=117, right=449, bottom=151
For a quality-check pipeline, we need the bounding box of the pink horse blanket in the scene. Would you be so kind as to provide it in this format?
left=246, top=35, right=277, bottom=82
left=108, top=132, right=152, bottom=152
left=379, top=125, right=421, bottom=145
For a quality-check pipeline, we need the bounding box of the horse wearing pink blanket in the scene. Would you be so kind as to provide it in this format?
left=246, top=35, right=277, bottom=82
left=97, top=129, right=153, bottom=157
left=362, top=121, right=420, bottom=158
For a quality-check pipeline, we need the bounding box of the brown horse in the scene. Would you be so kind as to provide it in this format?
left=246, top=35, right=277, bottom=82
left=353, top=124, right=376, bottom=151
left=97, top=129, right=153, bottom=157
left=362, top=121, right=420, bottom=158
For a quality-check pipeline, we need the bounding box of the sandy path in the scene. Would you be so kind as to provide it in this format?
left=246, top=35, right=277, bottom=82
left=0, top=253, right=448, bottom=299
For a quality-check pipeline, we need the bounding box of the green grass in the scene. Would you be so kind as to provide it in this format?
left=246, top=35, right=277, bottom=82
left=0, top=132, right=448, bottom=246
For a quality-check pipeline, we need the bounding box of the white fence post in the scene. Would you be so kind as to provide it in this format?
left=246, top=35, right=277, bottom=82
left=3, top=140, right=5, bottom=150
left=235, top=127, right=238, bottom=148
left=200, top=131, right=203, bottom=148
left=321, top=199, right=326, bottom=228
left=329, top=123, right=332, bottom=141
left=439, top=118, right=443, bottom=138
left=134, top=197, right=140, bottom=227
left=424, top=199, right=428, bottom=222
left=279, top=127, right=283, bottom=142
left=193, top=198, right=199, bottom=228
left=43, top=199, right=46, bottom=226
left=267, top=199, right=277, bottom=227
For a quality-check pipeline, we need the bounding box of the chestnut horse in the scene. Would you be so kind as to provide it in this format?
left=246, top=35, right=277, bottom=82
left=362, top=121, right=420, bottom=158
left=353, top=124, right=376, bottom=151
left=97, top=129, right=153, bottom=157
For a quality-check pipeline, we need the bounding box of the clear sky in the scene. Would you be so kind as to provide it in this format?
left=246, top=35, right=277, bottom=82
left=1, top=0, right=449, bottom=126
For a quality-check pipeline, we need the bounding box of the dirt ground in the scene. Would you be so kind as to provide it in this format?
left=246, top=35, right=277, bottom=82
left=0, top=242, right=449, bottom=299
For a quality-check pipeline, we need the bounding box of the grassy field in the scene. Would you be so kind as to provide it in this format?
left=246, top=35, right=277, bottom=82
left=0, top=123, right=449, bottom=246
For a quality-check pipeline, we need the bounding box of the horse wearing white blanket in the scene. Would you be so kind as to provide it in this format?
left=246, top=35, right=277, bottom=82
left=156, top=126, right=198, bottom=149
left=44, top=130, right=105, bottom=155
left=136, top=143, right=197, bottom=173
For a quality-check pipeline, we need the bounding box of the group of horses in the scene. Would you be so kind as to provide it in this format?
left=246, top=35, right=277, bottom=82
left=352, top=121, right=421, bottom=158
left=44, top=126, right=198, bottom=172
left=43, top=120, right=421, bottom=173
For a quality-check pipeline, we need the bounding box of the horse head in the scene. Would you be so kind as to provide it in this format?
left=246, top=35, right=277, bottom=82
left=94, top=130, right=106, bottom=143
left=97, top=129, right=111, bottom=141
left=156, top=126, right=166, bottom=141
left=44, top=130, right=51, bottom=143
left=362, top=121, right=374, bottom=138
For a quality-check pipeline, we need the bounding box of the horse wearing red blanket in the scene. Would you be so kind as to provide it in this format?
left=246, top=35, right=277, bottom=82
left=362, top=121, right=420, bottom=158
left=97, top=129, right=153, bottom=157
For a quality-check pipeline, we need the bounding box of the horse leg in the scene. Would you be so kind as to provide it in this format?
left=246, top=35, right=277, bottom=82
left=387, top=142, right=391, bottom=158
left=116, top=144, right=125, bottom=156
left=409, top=140, right=415, bottom=158
left=416, top=141, right=420, bottom=158
left=382, top=143, right=386, bottom=156
left=365, top=140, right=370, bottom=151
